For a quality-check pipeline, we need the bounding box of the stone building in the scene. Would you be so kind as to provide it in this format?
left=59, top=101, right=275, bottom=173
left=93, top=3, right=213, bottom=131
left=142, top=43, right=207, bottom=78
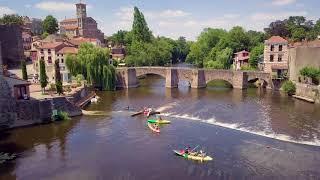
left=111, top=47, right=126, bottom=61
left=288, top=40, right=320, bottom=82
left=262, top=36, right=289, bottom=78
left=22, top=31, right=32, bottom=51
left=22, top=16, right=43, bottom=35
left=35, top=42, right=76, bottom=83
left=233, top=50, right=250, bottom=70
left=60, top=2, right=104, bottom=43
left=0, top=25, right=24, bottom=67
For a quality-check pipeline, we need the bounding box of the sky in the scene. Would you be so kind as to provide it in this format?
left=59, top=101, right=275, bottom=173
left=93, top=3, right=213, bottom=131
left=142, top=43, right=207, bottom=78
left=0, top=0, right=319, bottom=40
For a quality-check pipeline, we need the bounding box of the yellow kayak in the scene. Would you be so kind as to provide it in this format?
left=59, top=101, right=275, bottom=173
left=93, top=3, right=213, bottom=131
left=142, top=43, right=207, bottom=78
left=173, top=150, right=213, bottom=161
left=147, top=119, right=171, bottom=124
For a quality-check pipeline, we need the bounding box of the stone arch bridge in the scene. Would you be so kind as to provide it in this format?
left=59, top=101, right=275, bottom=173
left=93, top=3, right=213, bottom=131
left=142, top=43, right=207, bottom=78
left=116, top=67, right=272, bottom=89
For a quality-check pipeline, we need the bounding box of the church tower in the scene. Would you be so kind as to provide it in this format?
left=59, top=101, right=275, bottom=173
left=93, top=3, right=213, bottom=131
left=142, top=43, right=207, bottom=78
left=76, top=2, right=87, bottom=30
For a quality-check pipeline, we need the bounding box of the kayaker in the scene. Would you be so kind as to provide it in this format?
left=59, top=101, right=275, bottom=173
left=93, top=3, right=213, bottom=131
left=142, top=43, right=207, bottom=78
left=199, top=150, right=206, bottom=157
left=184, top=147, right=190, bottom=155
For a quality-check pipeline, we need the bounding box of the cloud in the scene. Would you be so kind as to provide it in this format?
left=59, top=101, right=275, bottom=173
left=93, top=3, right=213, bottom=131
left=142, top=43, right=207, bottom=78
left=271, top=0, right=296, bottom=6
left=0, top=6, right=16, bottom=16
left=147, top=10, right=190, bottom=19
left=35, top=1, right=75, bottom=12
left=24, top=4, right=32, bottom=9
left=251, top=11, right=308, bottom=21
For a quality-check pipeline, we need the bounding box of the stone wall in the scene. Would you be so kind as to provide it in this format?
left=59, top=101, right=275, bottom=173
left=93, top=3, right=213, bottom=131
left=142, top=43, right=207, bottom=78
left=0, top=25, right=24, bottom=68
left=13, top=99, right=53, bottom=128
left=295, top=83, right=320, bottom=103
left=289, top=46, right=320, bottom=82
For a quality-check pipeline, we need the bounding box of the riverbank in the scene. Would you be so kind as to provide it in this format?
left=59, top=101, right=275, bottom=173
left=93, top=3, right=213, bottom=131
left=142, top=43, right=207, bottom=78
left=294, top=82, right=320, bottom=104
left=7, top=85, right=93, bottom=130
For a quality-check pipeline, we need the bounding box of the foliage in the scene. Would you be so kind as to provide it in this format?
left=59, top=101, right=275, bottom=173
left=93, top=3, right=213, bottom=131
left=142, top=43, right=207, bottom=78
left=49, top=83, right=56, bottom=91
left=41, top=32, right=49, bottom=39
left=65, top=43, right=116, bottom=90
left=109, top=30, right=129, bottom=46
left=249, top=43, right=264, bottom=68
left=132, top=7, right=152, bottom=42
left=52, top=111, right=70, bottom=121
left=241, top=65, right=257, bottom=71
left=0, top=14, right=23, bottom=25
left=282, top=80, right=296, bottom=96
left=74, top=74, right=84, bottom=86
left=39, top=60, right=48, bottom=93
left=54, top=60, right=63, bottom=94
left=187, top=27, right=256, bottom=69
left=299, top=67, right=320, bottom=79
left=42, top=15, right=59, bottom=34
left=265, top=16, right=320, bottom=42
left=21, top=60, right=28, bottom=80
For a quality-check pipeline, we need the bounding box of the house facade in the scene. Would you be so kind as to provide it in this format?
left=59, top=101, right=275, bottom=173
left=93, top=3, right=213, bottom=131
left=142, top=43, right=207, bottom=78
left=59, top=3, right=104, bottom=43
left=233, top=50, right=250, bottom=70
left=263, top=36, right=289, bottom=78
left=35, top=42, right=76, bottom=83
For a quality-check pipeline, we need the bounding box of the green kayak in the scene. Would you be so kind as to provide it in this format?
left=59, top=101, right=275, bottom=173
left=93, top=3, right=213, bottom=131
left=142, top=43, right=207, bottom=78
left=147, top=119, right=171, bottom=124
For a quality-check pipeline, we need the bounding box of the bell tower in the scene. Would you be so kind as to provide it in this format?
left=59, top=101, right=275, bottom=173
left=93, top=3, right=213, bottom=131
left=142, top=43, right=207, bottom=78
left=76, top=1, right=87, bottom=29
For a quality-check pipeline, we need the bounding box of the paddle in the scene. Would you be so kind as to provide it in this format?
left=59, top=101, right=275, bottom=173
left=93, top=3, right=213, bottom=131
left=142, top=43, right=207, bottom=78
left=190, top=145, right=200, bottom=153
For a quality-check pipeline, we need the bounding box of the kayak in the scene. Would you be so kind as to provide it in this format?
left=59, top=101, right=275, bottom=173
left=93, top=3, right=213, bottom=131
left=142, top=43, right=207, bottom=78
left=147, top=119, right=171, bottom=124
left=131, top=111, right=143, bottom=117
left=173, top=150, right=213, bottom=161
left=147, top=122, right=160, bottom=133
left=146, top=111, right=160, bottom=117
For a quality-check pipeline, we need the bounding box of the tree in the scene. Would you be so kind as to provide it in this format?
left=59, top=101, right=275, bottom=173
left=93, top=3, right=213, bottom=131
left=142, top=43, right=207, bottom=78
left=249, top=43, right=264, bottom=68
left=282, top=80, right=296, bottom=96
left=264, top=20, right=290, bottom=38
left=0, top=14, right=23, bottom=25
left=21, top=60, right=28, bottom=80
left=39, top=60, right=48, bottom=94
left=132, top=7, right=152, bottom=42
left=314, top=19, right=320, bottom=35
left=228, top=26, right=250, bottom=52
left=292, top=27, right=306, bottom=42
left=42, top=15, right=59, bottom=34
left=110, top=30, right=128, bottom=46
left=66, top=43, right=116, bottom=90
left=54, top=60, right=63, bottom=95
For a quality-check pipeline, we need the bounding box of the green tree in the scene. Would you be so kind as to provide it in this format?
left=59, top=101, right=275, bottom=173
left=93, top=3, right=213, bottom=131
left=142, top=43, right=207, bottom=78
left=264, top=20, right=290, bottom=38
left=66, top=43, right=116, bottom=90
left=42, top=15, right=59, bottom=34
left=132, top=7, right=152, bottom=42
left=54, top=60, right=63, bottom=95
left=110, top=30, right=128, bottom=46
left=292, top=27, right=306, bottom=42
left=249, top=43, right=264, bottom=68
left=282, top=80, right=296, bottom=96
left=0, top=14, right=23, bottom=25
left=314, top=19, right=320, bottom=36
left=39, top=60, right=48, bottom=94
left=21, top=60, right=28, bottom=80
left=228, top=26, right=250, bottom=52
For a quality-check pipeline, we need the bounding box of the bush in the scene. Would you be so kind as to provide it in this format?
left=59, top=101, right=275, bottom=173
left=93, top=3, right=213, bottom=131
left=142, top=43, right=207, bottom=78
left=299, top=67, right=320, bottom=84
left=52, top=111, right=70, bottom=121
left=241, top=65, right=257, bottom=71
left=282, top=80, right=296, bottom=96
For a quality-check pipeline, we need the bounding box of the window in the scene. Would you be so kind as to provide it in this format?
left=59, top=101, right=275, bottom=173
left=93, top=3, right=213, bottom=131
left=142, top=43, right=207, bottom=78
left=270, top=55, right=274, bottom=62
left=61, top=59, right=64, bottom=63
left=41, top=56, right=44, bottom=61
left=278, top=55, right=283, bottom=62
left=279, top=45, right=283, bottom=51
left=40, top=49, right=44, bottom=53
left=270, top=45, right=274, bottom=51
left=48, top=56, right=52, bottom=63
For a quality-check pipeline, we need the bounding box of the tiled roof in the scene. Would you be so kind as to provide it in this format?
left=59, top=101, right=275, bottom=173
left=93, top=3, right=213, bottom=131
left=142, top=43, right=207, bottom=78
left=61, top=18, right=77, bottom=23
left=68, top=37, right=98, bottom=46
left=38, top=42, right=63, bottom=49
left=234, top=50, right=249, bottom=54
left=57, top=47, right=78, bottom=54
left=63, top=25, right=78, bottom=30
left=266, top=36, right=288, bottom=44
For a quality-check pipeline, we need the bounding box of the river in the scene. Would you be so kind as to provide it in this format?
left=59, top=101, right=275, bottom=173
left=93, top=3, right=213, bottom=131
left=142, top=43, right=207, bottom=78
left=1, top=75, right=320, bottom=179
